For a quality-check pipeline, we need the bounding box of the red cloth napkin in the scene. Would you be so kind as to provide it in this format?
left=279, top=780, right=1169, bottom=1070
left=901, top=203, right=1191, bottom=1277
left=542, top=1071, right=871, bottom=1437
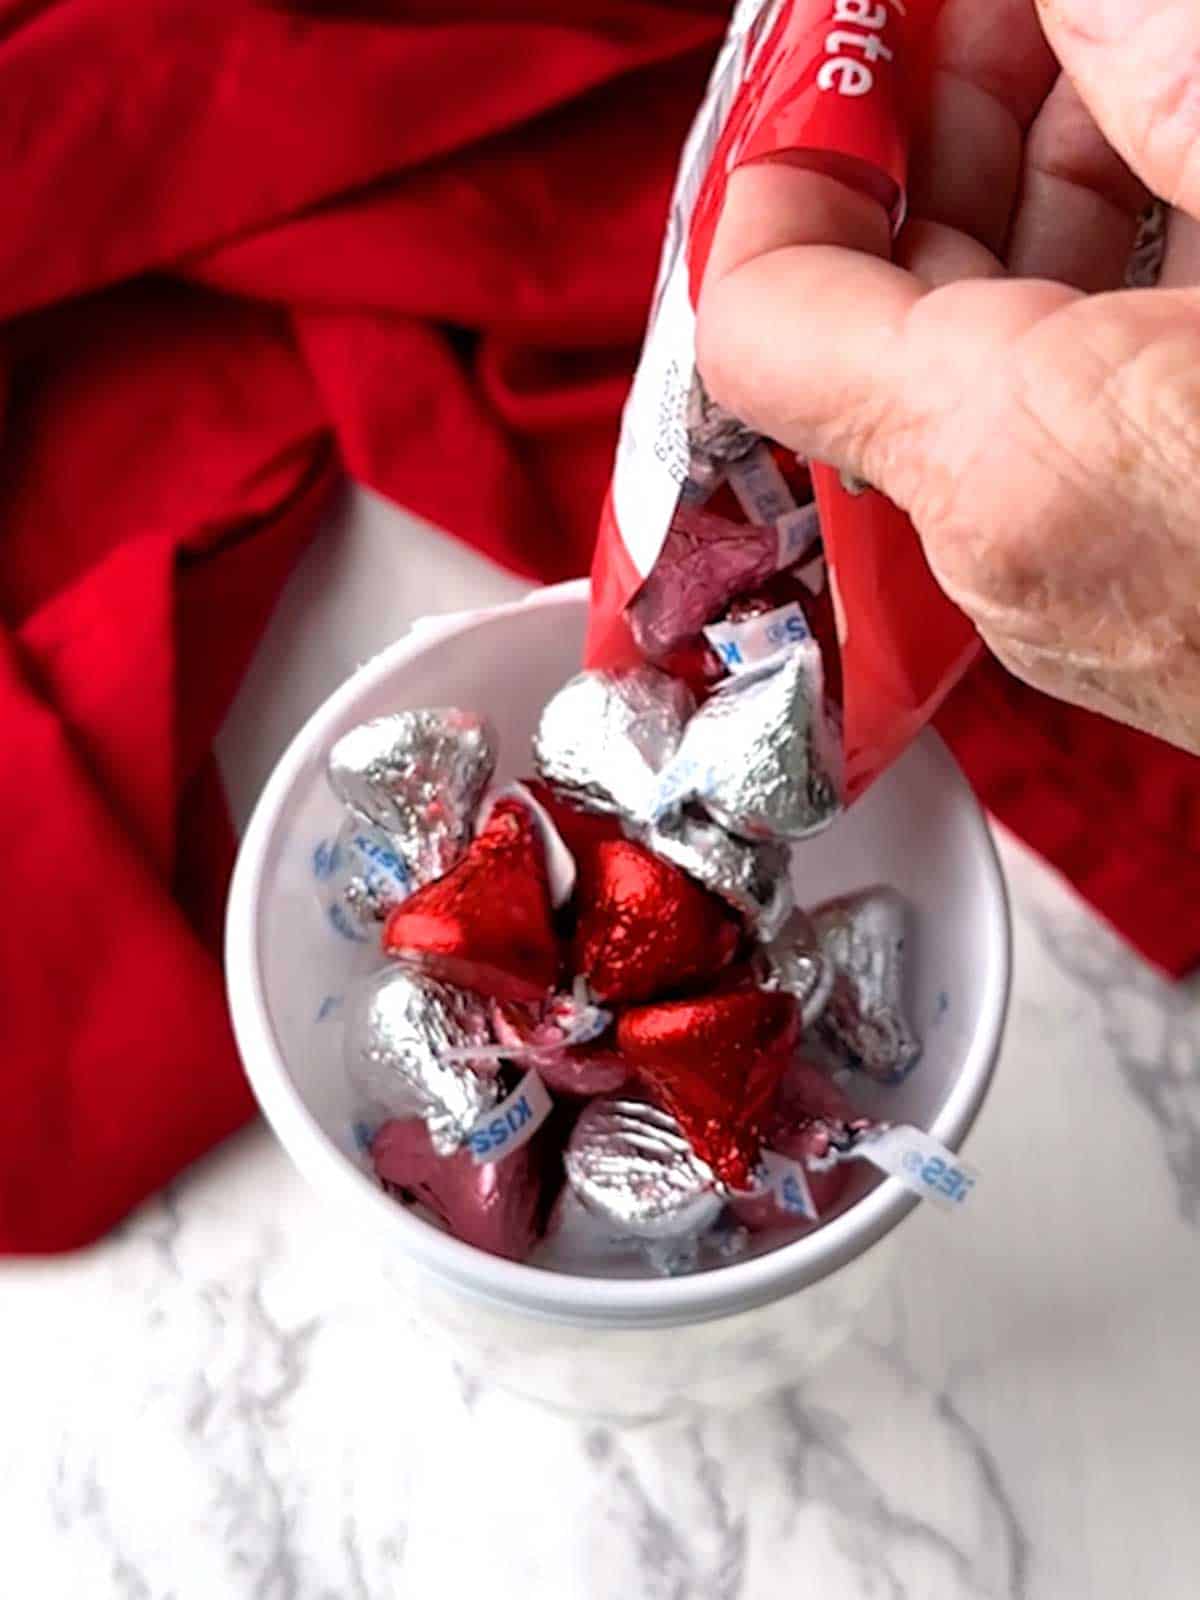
left=2, top=1, right=1196, bottom=1252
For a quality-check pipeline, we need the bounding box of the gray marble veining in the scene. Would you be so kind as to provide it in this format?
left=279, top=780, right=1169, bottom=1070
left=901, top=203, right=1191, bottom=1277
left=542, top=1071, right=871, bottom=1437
left=1031, top=904, right=1200, bottom=1222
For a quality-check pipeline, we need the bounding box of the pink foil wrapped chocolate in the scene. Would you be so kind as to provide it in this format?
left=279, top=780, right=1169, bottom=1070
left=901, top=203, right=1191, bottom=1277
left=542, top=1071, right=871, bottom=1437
left=628, top=501, right=819, bottom=660
left=730, top=1058, right=865, bottom=1232
left=774, top=1054, right=860, bottom=1128
left=370, top=1104, right=551, bottom=1263
left=730, top=1122, right=854, bottom=1233
left=491, top=995, right=628, bottom=1097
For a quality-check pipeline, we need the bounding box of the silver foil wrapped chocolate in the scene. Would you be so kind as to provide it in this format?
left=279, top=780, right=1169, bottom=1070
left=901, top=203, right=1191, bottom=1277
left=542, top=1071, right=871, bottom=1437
left=686, top=375, right=761, bottom=486
left=533, top=667, right=693, bottom=825
left=327, top=709, right=496, bottom=887
left=655, top=642, right=842, bottom=841
left=644, top=808, right=794, bottom=942
left=344, top=967, right=501, bottom=1154
left=761, top=910, right=834, bottom=1028
left=316, top=816, right=412, bottom=935
left=563, top=1097, right=721, bottom=1242
left=812, top=888, right=921, bottom=1082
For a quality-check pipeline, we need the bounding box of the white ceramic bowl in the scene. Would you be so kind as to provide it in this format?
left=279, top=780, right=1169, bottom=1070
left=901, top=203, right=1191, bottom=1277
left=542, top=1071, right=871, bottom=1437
left=226, top=580, right=1010, bottom=1419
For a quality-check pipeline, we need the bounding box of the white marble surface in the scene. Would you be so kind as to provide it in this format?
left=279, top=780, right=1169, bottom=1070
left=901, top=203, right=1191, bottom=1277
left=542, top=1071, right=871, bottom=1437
left=4, top=489, right=1199, bottom=1599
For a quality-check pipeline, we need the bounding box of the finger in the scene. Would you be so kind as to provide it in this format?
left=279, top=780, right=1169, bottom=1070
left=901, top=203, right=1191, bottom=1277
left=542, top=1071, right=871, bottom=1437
left=697, top=165, right=921, bottom=472
left=696, top=164, right=1075, bottom=499
left=703, top=157, right=892, bottom=283
left=1036, top=0, right=1200, bottom=218
left=1007, top=74, right=1149, bottom=288
left=895, top=218, right=1007, bottom=286
left=723, top=165, right=1006, bottom=291
left=909, top=0, right=1059, bottom=254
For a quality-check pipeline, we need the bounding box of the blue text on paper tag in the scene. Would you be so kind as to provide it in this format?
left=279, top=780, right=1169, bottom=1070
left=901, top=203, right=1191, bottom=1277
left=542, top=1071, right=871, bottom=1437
left=726, top=444, right=797, bottom=525
left=344, top=827, right=411, bottom=899
left=851, top=1125, right=978, bottom=1212
left=466, top=1071, right=553, bottom=1165
left=755, top=1149, right=818, bottom=1221
left=776, top=504, right=821, bottom=570
left=703, top=602, right=811, bottom=675
left=312, top=837, right=340, bottom=880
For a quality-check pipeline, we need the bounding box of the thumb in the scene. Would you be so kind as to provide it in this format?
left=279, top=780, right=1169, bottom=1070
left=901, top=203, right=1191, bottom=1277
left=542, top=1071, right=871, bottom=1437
left=1037, top=0, right=1200, bottom=216
left=695, top=163, right=1073, bottom=502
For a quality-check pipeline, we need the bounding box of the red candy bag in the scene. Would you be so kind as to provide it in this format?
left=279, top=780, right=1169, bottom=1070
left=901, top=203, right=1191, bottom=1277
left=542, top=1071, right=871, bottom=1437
left=586, top=0, right=978, bottom=799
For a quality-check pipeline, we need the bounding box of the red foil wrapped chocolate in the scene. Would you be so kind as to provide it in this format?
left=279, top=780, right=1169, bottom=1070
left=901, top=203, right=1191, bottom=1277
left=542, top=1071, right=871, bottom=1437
left=522, top=779, right=626, bottom=871
left=383, top=795, right=560, bottom=1001
left=617, top=989, right=799, bottom=1189
left=574, top=838, right=742, bottom=1004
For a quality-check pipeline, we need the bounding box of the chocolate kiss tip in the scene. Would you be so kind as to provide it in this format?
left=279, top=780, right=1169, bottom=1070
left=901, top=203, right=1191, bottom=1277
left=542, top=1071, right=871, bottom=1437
left=383, top=798, right=561, bottom=1002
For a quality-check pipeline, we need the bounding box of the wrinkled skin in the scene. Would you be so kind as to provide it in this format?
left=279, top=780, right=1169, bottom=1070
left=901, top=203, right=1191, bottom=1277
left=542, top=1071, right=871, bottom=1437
left=697, top=0, right=1200, bottom=754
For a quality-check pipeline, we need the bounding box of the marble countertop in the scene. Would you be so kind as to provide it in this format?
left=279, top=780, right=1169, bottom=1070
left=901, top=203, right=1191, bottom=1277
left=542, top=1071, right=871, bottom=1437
left=4, top=489, right=1198, bottom=1600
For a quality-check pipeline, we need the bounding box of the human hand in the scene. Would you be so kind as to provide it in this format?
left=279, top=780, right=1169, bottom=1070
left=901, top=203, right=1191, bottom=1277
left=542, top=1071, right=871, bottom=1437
left=697, top=0, right=1200, bottom=753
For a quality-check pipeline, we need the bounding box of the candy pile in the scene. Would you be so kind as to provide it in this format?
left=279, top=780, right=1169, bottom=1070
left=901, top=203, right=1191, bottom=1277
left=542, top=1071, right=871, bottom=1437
left=311, top=0, right=985, bottom=1274
left=319, top=646, right=932, bottom=1272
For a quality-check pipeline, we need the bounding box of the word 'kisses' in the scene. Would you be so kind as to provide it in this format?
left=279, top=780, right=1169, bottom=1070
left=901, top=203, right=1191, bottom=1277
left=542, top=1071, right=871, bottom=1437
left=817, top=0, right=897, bottom=99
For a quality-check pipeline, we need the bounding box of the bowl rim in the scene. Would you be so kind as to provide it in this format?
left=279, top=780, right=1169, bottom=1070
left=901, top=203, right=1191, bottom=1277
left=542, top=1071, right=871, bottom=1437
left=225, top=579, right=1012, bottom=1331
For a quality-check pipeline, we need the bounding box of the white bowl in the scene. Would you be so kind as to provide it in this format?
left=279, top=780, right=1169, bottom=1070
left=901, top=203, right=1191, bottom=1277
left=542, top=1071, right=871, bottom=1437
left=226, top=580, right=1010, bottom=1418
